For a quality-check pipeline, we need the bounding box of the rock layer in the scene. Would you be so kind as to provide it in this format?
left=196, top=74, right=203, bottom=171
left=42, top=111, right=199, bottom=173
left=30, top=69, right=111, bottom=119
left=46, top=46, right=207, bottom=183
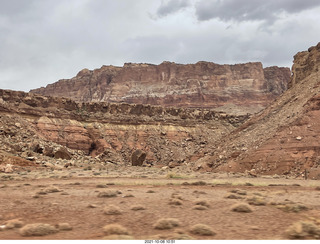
left=0, top=89, right=245, bottom=167
left=31, top=62, right=290, bottom=115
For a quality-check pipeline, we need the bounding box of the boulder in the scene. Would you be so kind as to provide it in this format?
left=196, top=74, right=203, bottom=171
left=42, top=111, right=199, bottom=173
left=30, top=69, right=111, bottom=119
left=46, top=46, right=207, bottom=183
left=131, top=149, right=146, bottom=166
left=54, top=147, right=72, bottom=160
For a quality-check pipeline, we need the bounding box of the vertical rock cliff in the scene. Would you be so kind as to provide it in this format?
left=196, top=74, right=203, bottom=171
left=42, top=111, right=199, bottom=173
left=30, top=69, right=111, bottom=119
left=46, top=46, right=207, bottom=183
left=31, top=61, right=290, bottom=115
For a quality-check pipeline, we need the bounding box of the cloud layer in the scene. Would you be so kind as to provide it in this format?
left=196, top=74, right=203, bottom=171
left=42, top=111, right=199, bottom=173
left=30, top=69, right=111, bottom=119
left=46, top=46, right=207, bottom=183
left=0, top=0, right=319, bottom=91
left=195, top=0, right=320, bottom=22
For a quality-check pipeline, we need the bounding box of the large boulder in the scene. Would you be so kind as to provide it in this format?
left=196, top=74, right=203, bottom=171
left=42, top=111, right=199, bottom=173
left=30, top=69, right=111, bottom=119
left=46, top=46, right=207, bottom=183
left=54, top=147, right=72, bottom=160
left=131, top=149, right=146, bottom=166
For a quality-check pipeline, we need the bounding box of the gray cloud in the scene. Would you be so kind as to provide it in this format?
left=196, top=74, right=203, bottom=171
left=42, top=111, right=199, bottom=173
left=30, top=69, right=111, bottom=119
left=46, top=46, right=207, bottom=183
left=195, top=0, right=320, bottom=22
left=0, top=0, right=319, bottom=92
left=156, top=0, right=190, bottom=17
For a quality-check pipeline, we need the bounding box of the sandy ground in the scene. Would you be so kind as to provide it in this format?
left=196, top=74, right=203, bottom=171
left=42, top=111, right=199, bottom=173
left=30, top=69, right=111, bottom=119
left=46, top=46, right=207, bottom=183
left=1, top=166, right=320, bottom=240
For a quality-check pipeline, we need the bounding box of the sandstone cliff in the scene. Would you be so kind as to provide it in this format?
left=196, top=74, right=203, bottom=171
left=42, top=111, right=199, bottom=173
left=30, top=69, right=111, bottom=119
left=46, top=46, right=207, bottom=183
left=195, top=42, right=320, bottom=179
left=30, top=62, right=290, bottom=115
left=0, top=89, right=247, bottom=169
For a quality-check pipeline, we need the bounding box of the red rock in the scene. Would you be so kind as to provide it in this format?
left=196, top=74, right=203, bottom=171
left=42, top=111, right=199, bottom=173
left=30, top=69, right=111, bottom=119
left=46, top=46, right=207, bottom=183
left=30, top=61, right=290, bottom=115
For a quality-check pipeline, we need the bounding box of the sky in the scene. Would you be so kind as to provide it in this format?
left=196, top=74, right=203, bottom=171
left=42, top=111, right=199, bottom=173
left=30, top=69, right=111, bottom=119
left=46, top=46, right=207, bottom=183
left=1, top=0, right=320, bottom=92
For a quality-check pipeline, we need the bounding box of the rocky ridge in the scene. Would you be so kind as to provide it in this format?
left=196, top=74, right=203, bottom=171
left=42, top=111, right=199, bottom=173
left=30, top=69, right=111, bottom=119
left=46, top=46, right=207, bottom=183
left=0, top=89, right=247, bottom=171
left=195, top=42, right=320, bottom=179
left=30, top=62, right=290, bottom=115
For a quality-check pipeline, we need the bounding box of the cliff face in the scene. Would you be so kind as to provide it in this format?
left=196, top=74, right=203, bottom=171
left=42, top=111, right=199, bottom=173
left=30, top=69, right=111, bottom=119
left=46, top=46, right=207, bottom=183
left=0, top=89, right=246, bottom=168
left=195, top=42, right=320, bottom=178
left=289, top=42, right=320, bottom=88
left=31, top=61, right=290, bottom=115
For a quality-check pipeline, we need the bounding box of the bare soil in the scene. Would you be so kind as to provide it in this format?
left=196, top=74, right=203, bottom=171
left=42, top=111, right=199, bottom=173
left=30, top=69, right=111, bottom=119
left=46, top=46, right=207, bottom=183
left=1, top=167, right=320, bottom=240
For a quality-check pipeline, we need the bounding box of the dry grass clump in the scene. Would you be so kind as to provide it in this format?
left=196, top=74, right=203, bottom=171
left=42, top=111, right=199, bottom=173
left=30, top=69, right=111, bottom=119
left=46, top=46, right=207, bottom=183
left=285, top=221, right=320, bottom=239
left=237, top=190, right=247, bottom=195
left=103, top=205, right=123, bottom=215
left=96, top=184, right=107, bottom=188
left=19, top=223, right=58, bottom=236
left=45, top=187, right=61, bottom=193
left=191, top=181, right=207, bottom=186
left=246, top=196, right=267, bottom=206
left=57, top=223, right=72, bottom=231
left=231, top=203, right=253, bottom=213
left=189, top=224, right=216, bottom=236
left=173, top=233, right=194, bottom=240
left=146, top=190, right=156, bottom=193
left=194, top=199, right=210, bottom=208
left=171, top=193, right=184, bottom=200
left=225, top=193, right=244, bottom=199
left=98, top=190, right=117, bottom=198
left=36, top=190, right=47, bottom=195
left=169, top=198, right=183, bottom=206
left=103, top=234, right=134, bottom=240
left=192, top=205, right=208, bottom=210
left=154, top=231, right=194, bottom=240
left=123, top=194, right=134, bottom=198
left=130, top=205, right=146, bottom=211
left=166, top=173, right=184, bottom=179
left=230, top=189, right=247, bottom=195
left=153, top=218, right=180, bottom=230
left=276, top=203, right=308, bottom=213
left=5, top=219, right=24, bottom=229
left=103, top=224, right=130, bottom=235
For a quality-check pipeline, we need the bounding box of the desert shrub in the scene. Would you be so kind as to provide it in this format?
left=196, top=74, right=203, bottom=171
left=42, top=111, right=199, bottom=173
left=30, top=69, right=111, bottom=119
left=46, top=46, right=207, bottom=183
left=225, top=193, right=244, bottom=199
left=171, top=193, right=184, bottom=200
left=5, top=219, right=24, bottom=229
left=237, top=190, right=247, bottom=195
left=154, top=218, right=180, bottom=230
left=277, top=203, right=308, bottom=213
left=192, top=205, right=208, bottom=210
left=169, top=198, right=183, bottom=205
left=103, top=234, right=134, bottom=240
left=231, top=203, right=253, bottom=213
left=246, top=196, right=267, bottom=206
left=19, top=223, right=58, bottom=236
left=57, top=223, right=72, bottom=231
left=45, top=187, right=61, bottom=193
left=96, top=184, right=107, bottom=188
left=191, top=181, right=207, bottom=186
left=98, top=190, right=117, bottom=198
left=166, top=173, right=183, bottom=179
left=285, top=221, right=320, bottom=239
left=194, top=199, right=210, bottom=208
left=189, top=224, right=216, bottom=236
left=103, top=224, right=130, bottom=235
left=123, top=194, right=134, bottom=198
left=130, top=205, right=146, bottom=211
left=103, top=205, right=122, bottom=215
left=36, top=190, right=47, bottom=195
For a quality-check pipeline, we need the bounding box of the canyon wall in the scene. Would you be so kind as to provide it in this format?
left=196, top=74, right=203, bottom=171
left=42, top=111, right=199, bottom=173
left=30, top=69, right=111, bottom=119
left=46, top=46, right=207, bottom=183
left=31, top=61, right=290, bottom=115
left=195, top=42, right=320, bottom=178
left=0, top=89, right=246, bottom=167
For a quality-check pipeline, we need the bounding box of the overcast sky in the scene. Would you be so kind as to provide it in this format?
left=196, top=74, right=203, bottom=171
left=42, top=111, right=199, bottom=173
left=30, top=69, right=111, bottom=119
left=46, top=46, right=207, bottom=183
left=1, top=0, right=320, bottom=92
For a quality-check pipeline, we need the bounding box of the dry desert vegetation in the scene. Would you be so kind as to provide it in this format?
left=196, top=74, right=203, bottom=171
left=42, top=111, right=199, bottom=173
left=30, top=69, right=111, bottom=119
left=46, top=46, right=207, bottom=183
left=1, top=166, right=320, bottom=240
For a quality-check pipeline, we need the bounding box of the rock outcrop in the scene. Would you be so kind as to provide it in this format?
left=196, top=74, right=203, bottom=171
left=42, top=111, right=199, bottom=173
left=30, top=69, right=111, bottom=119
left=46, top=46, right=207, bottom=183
left=0, top=89, right=246, bottom=169
left=30, top=61, right=290, bottom=115
left=195, top=42, right=320, bottom=178
left=289, top=42, right=320, bottom=88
